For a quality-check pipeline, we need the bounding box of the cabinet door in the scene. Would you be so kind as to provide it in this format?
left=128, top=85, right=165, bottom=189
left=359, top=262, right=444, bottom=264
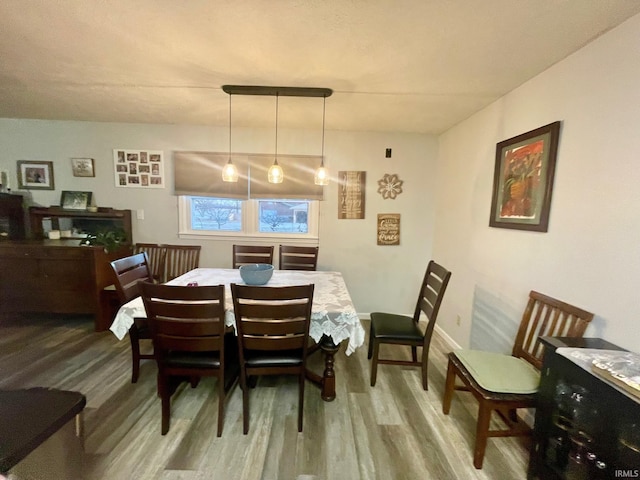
left=39, top=255, right=95, bottom=312
left=0, top=256, right=40, bottom=310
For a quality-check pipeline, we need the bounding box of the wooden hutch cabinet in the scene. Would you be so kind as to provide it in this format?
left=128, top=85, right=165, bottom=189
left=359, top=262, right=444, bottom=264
left=0, top=207, right=132, bottom=331
left=0, top=192, right=26, bottom=240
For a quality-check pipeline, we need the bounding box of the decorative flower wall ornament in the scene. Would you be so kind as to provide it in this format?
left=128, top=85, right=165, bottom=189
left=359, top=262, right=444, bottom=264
left=377, top=173, right=404, bottom=199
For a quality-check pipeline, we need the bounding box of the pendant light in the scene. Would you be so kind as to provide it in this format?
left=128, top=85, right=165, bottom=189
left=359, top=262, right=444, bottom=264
left=267, top=93, right=284, bottom=183
left=222, top=93, right=239, bottom=182
left=314, top=96, right=329, bottom=185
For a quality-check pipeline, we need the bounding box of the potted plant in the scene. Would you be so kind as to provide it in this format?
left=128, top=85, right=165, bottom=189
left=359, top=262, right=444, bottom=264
left=80, top=228, right=128, bottom=253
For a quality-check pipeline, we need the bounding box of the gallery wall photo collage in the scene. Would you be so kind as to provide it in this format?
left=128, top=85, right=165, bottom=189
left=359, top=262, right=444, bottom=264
left=113, top=149, right=165, bottom=188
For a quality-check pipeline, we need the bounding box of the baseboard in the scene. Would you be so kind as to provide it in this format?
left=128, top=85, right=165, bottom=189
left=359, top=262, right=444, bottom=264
left=434, top=325, right=461, bottom=350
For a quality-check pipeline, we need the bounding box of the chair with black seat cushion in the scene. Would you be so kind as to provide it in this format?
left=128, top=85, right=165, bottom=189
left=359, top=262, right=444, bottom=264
left=279, top=245, right=319, bottom=271
left=110, top=253, right=154, bottom=383
left=140, top=282, right=238, bottom=436
left=164, top=244, right=201, bottom=282
left=442, top=290, right=594, bottom=469
left=231, top=283, right=314, bottom=434
left=232, top=245, right=274, bottom=269
left=133, top=243, right=167, bottom=283
left=368, top=260, right=451, bottom=391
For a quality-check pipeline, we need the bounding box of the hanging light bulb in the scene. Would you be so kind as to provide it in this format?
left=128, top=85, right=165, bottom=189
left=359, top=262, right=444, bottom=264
left=222, top=93, right=238, bottom=182
left=314, top=96, right=329, bottom=186
left=268, top=94, right=284, bottom=183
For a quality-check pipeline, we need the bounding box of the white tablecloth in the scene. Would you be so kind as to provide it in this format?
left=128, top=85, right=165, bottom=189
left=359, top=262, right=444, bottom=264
left=109, top=268, right=365, bottom=355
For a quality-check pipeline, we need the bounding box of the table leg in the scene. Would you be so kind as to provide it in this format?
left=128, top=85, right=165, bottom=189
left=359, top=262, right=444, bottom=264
left=306, top=334, right=340, bottom=401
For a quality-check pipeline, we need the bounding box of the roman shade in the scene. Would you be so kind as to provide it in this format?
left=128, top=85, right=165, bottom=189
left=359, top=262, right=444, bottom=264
left=174, top=151, right=249, bottom=199
left=174, top=151, right=324, bottom=200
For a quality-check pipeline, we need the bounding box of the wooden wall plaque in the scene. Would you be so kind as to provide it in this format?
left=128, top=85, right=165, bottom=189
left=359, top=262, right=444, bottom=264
left=338, top=171, right=366, bottom=219
left=377, top=213, right=400, bottom=245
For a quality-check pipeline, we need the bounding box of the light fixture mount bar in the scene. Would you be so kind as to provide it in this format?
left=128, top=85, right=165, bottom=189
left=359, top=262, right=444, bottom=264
left=222, top=85, right=332, bottom=98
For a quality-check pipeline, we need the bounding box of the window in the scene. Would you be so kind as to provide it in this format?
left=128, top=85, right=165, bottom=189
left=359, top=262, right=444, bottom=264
left=179, top=196, right=319, bottom=239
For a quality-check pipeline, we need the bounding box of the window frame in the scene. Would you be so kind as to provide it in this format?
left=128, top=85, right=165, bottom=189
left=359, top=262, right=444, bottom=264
left=178, top=196, right=320, bottom=242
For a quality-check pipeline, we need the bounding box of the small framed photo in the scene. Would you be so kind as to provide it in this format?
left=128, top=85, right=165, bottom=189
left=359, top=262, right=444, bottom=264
left=17, top=160, right=55, bottom=190
left=71, top=158, right=95, bottom=177
left=60, top=191, right=93, bottom=210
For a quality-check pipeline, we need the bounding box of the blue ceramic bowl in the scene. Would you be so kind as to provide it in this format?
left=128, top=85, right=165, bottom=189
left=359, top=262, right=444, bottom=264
left=239, top=263, right=274, bottom=285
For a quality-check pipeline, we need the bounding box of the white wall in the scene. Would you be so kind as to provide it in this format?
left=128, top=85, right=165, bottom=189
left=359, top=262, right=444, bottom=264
left=433, top=13, right=640, bottom=352
left=0, top=120, right=437, bottom=317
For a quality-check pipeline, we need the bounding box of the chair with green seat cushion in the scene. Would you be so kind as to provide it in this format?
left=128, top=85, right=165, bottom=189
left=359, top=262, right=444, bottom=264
left=442, top=290, right=594, bottom=469
left=453, top=349, right=540, bottom=394
left=368, top=260, right=452, bottom=390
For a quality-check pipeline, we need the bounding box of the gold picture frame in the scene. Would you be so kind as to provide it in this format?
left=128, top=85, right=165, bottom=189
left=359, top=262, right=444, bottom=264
left=71, top=158, right=95, bottom=177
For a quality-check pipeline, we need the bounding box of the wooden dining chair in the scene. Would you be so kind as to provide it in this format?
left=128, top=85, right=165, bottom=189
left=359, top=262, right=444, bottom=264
left=231, top=283, right=314, bottom=434
left=110, top=252, right=154, bottom=383
left=164, top=244, right=201, bottom=282
left=232, top=245, right=274, bottom=268
left=442, top=290, right=594, bottom=469
left=368, top=260, right=451, bottom=390
left=133, top=243, right=167, bottom=283
left=279, top=245, right=319, bottom=271
left=140, top=282, right=238, bottom=436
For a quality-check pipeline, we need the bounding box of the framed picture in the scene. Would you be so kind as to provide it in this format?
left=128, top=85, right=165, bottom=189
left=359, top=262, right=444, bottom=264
left=71, top=158, right=95, bottom=177
left=60, top=191, right=92, bottom=210
left=113, top=149, right=164, bottom=188
left=489, top=121, right=561, bottom=232
left=17, top=161, right=55, bottom=190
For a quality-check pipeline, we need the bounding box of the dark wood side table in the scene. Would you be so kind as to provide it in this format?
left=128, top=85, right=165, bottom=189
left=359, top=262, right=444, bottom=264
left=0, top=388, right=86, bottom=478
left=528, top=337, right=640, bottom=479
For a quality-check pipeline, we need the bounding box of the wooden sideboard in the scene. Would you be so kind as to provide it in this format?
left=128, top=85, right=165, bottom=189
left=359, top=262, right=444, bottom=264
left=29, top=206, right=132, bottom=243
left=0, top=241, right=131, bottom=331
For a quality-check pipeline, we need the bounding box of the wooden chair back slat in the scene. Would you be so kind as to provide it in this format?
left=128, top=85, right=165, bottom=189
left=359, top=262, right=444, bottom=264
left=279, top=245, right=319, bottom=271
left=110, top=253, right=153, bottom=303
left=133, top=243, right=167, bottom=283
left=233, top=245, right=274, bottom=268
left=231, top=283, right=314, bottom=355
left=512, top=290, right=594, bottom=369
left=141, top=283, right=226, bottom=354
left=164, top=245, right=201, bottom=282
left=412, top=260, right=452, bottom=327
left=240, top=318, right=308, bottom=336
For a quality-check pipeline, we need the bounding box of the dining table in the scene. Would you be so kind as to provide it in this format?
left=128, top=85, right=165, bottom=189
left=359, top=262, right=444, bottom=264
left=109, top=268, right=365, bottom=401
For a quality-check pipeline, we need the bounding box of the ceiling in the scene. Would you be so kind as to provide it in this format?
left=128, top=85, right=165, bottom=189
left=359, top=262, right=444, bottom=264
left=1, top=1, right=639, bottom=134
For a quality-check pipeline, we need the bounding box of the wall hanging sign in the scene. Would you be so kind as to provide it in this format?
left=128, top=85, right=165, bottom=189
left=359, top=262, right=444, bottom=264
left=489, top=121, right=561, bottom=232
left=338, top=171, right=366, bottom=219
left=113, top=149, right=165, bottom=188
left=377, top=173, right=404, bottom=199
left=17, top=160, right=54, bottom=190
left=71, top=158, right=95, bottom=177
left=377, top=213, right=400, bottom=245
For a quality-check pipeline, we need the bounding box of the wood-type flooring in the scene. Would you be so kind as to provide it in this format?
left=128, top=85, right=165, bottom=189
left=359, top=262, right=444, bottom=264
left=0, top=314, right=529, bottom=479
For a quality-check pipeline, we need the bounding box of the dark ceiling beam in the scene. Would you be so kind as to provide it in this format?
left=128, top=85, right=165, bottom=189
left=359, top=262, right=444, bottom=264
left=222, top=85, right=332, bottom=97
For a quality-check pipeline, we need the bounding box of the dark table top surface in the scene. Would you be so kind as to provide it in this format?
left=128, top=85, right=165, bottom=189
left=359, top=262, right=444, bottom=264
left=0, top=387, right=86, bottom=473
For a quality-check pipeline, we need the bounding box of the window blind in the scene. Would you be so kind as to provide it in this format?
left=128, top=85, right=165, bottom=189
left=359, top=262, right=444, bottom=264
left=174, top=151, right=324, bottom=200
left=174, top=151, right=248, bottom=199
